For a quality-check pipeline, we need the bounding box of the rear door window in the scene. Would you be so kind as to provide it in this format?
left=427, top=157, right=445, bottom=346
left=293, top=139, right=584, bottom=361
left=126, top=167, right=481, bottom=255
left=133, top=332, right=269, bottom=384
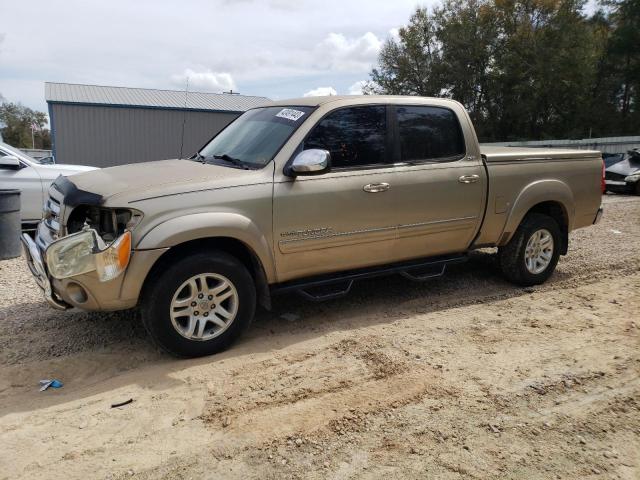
left=396, top=106, right=465, bottom=163
left=303, top=106, right=388, bottom=169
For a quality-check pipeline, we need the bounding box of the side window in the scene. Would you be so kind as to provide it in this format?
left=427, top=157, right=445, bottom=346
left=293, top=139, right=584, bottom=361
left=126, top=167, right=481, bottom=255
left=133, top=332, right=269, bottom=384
left=304, top=106, right=387, bottom=169
left=396, top=106, right=465, bottom=162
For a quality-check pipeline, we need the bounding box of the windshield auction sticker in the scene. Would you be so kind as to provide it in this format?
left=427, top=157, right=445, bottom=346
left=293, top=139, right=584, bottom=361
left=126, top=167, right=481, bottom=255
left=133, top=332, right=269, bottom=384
left=275, top=108, right=306, bottom=122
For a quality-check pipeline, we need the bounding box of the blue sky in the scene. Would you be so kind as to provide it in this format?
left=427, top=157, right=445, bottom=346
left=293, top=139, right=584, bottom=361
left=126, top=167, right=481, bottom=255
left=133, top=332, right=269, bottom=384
left=0, top=0, right=428, bottom=116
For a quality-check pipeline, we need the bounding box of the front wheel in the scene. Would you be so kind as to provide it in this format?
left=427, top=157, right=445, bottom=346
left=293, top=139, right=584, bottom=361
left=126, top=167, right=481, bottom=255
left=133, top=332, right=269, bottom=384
left=498, top=213, right=561, bottom=286
left=141, top=251, right=256, bottom=357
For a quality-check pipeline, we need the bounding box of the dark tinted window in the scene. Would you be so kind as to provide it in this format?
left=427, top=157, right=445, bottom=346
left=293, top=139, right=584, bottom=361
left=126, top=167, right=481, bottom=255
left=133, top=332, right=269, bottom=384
left=396, top=106, right=465, bottom=162
left=304, top=106, right=387, bottom=169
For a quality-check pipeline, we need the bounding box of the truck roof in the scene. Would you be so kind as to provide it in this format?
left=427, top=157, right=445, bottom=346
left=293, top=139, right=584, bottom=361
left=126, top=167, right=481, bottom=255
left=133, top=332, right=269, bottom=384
left=267, top=95, right=457, bottom=107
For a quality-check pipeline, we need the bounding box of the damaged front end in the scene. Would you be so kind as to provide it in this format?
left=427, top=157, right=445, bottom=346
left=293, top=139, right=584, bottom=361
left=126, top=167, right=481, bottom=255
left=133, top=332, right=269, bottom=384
left=22, top=175, right=143, bottom=310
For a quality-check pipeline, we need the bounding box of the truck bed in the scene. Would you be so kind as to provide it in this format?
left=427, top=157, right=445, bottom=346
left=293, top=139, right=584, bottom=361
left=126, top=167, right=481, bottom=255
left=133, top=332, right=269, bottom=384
left=480, top=146, right=601, bottom=163
left=473, top=145, right=603, bottom=249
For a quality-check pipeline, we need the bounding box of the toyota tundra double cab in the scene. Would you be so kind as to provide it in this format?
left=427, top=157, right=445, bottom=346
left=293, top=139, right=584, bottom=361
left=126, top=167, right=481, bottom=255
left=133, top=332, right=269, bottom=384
left=22, top=96, right=604, bottom=357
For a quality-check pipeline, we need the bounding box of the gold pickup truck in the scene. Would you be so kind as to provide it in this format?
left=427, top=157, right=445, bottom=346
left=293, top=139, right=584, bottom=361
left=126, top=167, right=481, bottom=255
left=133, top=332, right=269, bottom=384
left=22, top=96, right=604, bottom=357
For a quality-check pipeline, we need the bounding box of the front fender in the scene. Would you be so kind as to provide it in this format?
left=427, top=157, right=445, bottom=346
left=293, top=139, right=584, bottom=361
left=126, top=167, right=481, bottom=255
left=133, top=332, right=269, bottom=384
left=500, top=179, right=574, bottom=245
left=135, top=212, right=276, bottom=282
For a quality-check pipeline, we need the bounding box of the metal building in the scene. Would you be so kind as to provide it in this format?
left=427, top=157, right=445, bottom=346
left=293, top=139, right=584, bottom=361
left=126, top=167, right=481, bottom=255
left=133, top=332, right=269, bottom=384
left=46, top=82, right=270, bottom=167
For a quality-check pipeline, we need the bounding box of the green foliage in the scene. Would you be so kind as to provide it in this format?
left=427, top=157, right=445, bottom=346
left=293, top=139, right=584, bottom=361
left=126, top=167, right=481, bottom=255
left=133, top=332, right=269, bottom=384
left=0, top=100, right=51, bottom=149
left=368, top=0, right=640, bottom=141
left=592, top=0, right=640, bottom=134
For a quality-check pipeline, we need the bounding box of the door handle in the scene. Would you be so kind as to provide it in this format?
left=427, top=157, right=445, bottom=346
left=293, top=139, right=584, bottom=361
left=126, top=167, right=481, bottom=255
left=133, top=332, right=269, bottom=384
left=458, top=175, right=480, bottom=184
left=363, top=182, right=390, bottom=193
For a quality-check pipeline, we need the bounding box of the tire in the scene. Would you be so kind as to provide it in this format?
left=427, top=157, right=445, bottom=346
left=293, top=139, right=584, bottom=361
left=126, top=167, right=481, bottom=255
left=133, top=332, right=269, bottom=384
left=498, top=213, right=561, bottom=286
left=141, top=251, right=256, bottom=358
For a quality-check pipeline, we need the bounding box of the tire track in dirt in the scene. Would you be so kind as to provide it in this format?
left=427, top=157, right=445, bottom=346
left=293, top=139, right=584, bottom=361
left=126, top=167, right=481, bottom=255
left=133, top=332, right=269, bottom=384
left=199, top=335, right=450, bottom=442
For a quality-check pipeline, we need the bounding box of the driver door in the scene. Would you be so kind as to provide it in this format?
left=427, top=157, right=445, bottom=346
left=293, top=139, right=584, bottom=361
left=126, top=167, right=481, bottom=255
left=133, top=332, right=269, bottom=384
left=273, top=105, right=398, bottom=282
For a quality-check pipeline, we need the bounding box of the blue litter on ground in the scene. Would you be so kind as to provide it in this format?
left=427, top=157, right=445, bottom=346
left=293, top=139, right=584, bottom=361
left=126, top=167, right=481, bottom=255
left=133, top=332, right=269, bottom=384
left=39, top=379, right=63, bottom=391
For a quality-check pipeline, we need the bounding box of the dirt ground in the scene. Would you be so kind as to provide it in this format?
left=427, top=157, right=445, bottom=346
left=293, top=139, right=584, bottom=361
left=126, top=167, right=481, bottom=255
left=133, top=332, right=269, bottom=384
left=0, top=194, right=638, bottom=480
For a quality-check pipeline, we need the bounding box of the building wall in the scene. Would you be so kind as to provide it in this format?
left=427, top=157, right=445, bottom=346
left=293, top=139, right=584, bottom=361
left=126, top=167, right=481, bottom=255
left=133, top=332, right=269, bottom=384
left=50, top=103, right=239, bottom=167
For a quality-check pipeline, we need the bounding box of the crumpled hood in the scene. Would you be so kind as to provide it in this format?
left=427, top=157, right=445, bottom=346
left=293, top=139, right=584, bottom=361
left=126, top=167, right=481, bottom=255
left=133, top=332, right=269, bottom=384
left=66, top=159, right=265, bottom=201
left=606, top=156, right=640, bottom=176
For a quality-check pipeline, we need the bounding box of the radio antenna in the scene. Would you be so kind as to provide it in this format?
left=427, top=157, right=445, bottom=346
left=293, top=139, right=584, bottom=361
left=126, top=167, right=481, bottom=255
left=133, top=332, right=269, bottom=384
left=179, top=77, right=189, bottom=159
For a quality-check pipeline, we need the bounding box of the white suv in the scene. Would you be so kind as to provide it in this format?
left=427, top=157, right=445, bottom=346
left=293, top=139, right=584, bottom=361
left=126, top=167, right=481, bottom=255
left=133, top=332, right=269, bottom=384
left=0, top=142, right=97, bottom=229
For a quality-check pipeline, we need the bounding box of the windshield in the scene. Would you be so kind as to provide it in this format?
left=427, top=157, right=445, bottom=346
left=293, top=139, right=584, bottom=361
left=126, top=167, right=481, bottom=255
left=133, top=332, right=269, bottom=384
left=199, top=106, right=314, bottom=168
left=603, top=154, right=625, bottom=167
left=0, top=142, right=42, bottom=165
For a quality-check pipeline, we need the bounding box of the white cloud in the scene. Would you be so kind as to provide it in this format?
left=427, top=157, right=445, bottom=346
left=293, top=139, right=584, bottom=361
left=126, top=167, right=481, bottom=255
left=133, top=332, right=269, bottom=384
left=347, top=80, right=367, bottom=95
left=303, top=86, right=337, bottom=97
left=0, top=0, right=424, bottom=111
left=388, top=27, right=401, bottom=43
left=170, top=69, right=236, bottom=92
left=315, top=32, right=383, bottom=72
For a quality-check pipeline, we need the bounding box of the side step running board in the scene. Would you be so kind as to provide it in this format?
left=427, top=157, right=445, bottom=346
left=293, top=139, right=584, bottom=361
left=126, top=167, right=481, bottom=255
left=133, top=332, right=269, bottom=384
left=297, top=280, right=354, bottom=302
left=271, top=254, right=467, bottom=302
left=400, top=263, right=447, bottom=281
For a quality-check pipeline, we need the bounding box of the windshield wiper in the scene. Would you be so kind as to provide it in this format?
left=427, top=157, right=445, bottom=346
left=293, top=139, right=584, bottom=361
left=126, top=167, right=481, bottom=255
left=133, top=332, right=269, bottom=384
left=192, top=152, right=206, bottom=163
left=212, top=153, right=250, bottom=170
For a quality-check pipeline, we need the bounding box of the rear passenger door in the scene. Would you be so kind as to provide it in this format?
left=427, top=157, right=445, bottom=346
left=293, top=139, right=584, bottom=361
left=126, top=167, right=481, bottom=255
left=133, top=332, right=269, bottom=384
left=273, top=105, right=398, bottom=282
left=390, top=105, right=486, bottom=260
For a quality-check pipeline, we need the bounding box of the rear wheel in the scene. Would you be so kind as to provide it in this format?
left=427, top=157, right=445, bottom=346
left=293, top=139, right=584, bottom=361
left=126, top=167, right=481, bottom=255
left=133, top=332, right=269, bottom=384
left=141, top=251, right=256, bottom=357
left=499, top=213, right=561, bottom=286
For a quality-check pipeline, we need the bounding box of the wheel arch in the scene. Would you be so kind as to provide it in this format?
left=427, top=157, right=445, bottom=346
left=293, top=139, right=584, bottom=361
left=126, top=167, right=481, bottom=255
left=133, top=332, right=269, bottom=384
left=499, top=180, right=573, bottom=254
left=136, top=212, right=275, bottom=310
left=140, top=236, right=272, bottom=311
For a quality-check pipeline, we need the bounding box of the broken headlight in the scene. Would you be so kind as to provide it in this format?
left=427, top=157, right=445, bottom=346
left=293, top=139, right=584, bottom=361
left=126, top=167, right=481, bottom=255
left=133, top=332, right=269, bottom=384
left=624, top=173, right=640, bottom=183
left=45, top=205, right=140, bottom=282
left=45, top=229, right=132, bottom=282
left=66, top=206, right=142, bottom=241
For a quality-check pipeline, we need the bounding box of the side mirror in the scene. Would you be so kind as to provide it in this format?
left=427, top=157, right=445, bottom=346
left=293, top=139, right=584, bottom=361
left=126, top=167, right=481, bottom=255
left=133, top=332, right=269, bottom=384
left=0, top=155, right=22, bottom=170
left=287, top=149, right=331, bottom=177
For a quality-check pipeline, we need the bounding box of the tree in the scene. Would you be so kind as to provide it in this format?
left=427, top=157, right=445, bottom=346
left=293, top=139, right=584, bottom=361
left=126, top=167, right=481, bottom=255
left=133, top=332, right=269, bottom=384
left=0, top=101, right=51, bottom=149
left=487, top=0, right=599, bottom=140
left=591, top=0, right=640, bottom=135
left=367, top=0, right=622, bottom=141
left=369, top=8, right=445, bottom=97
left=433, top=0, right=497, bottom=138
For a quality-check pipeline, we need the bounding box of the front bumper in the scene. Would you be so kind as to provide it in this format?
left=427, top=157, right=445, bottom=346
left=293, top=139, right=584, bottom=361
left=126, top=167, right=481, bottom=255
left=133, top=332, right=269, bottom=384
left=21, top=221, right=167, bottom=312
left=21, top=232, right=70, bottom=310
left=605, top=179, right=635, bottom=193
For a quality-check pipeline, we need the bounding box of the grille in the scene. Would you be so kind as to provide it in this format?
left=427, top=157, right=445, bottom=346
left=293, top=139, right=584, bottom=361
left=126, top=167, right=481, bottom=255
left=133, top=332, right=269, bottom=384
left=36, top=184, right=66, bottom=251
left=43, top=195, right=62, bottom=236
left=43, top=184, right=63, bottom=239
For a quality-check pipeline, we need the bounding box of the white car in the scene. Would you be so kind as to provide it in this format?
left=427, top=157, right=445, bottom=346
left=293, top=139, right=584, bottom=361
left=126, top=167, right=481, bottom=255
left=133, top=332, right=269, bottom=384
left=0, top=142, right=97, bottom=230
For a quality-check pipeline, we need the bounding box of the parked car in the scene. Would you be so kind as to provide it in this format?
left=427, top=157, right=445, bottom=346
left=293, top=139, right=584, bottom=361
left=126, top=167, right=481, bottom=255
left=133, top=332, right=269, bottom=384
left=0, top=142, right=96, bottom=230
left=22, top=96, right=604, bottom=357
left=38, top=155, right=56, bottom=165
left=604, top=149, right=640, bottom=195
